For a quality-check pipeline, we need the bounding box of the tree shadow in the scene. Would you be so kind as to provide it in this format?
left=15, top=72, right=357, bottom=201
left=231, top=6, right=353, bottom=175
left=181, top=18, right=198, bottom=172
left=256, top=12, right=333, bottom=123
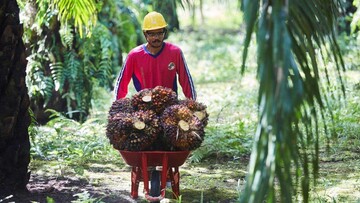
left=0, top=175, right=144, bottom=203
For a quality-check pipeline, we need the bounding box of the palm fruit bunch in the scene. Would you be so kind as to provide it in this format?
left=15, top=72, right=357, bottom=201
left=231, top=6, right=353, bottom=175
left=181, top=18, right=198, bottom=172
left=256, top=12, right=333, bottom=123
left=160, top=104, right=205, bottom=150
left=108, top=98, right=133, bottom=116
left=151, top=86, right=178, bottom=113
left=106, top=112, right=134, bottom=150
left=131, top=86, right=178, bottom=115
left=131, top=88, right=153, bottom=111
left=121, top=110, right=161, bottom=151
left=106, top=110, right=161, bottom=151
left=178, top=99, right=209, bottom=127
left=107, top=86, right=208, bottom=151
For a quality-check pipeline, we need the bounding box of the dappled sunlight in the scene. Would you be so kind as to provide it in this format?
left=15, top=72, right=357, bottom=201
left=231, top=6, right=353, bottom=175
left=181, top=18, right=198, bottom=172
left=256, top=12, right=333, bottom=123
left=345, top=70, right=360, bottom=86
left=315, top=177, right=360, bottom=201
left=310, top=157, right=360, bottom=202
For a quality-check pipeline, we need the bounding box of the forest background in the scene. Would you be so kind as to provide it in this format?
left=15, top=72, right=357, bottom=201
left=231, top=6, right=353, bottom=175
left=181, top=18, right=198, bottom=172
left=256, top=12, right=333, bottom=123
left=0, top=0, right=359, bottom=202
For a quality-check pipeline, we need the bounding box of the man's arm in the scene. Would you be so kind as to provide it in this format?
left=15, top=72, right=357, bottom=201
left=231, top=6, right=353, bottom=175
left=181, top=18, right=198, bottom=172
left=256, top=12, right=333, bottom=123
left=177, top=51, right=196, bottom=100
left=115, top=56, right=133, bottom=100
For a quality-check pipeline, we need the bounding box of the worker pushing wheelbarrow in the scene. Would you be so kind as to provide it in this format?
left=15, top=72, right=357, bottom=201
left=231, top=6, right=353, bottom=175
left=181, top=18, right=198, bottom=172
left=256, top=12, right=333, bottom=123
left=106, top=87, right=208, bottom=201
left=106, top=86, right=208, bottom=202
left=107, top=11, right=208, bottom=203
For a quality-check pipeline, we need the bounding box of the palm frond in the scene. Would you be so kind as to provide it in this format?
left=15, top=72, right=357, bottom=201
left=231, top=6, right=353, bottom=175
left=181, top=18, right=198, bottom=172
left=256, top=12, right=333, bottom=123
left=351, top=0, right=360, bottom=32
left=52, top=0, right=98, bottom=37
left=241, top=0, right=259, bottom=74
left=240, top=0, right=345, bottom=202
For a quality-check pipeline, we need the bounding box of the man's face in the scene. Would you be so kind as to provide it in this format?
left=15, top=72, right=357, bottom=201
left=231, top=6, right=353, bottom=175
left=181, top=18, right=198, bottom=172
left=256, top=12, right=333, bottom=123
left=144, top=28, right=166, bottom=48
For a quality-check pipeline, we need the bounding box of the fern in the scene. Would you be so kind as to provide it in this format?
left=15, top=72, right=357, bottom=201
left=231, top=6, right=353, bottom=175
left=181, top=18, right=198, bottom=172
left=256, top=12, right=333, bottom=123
left=65, top=51, right=81, bottom=82
left=98, top=30, right=113, bottom=86
left=27, top=51, right=54, bottom=105
left=23, top=0, right=143, bottom=122
left=59, top=24, right=74, bottom=48
left=49, top=62, right=64, bottom=91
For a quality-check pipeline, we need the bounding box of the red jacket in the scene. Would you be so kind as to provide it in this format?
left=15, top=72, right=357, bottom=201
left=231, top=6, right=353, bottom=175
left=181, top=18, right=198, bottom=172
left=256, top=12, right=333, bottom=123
left=115, top=42, right=196, bottom=100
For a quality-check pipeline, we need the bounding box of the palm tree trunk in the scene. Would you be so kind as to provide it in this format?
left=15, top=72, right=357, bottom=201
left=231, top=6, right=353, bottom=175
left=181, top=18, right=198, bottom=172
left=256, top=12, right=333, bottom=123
left=0, top=0, right=31, bottom=195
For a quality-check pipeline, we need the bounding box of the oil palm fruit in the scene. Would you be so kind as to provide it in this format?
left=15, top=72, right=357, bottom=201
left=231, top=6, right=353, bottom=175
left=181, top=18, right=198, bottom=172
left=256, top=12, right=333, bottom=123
left=179, top=99, right=209, bottom=127
left=108, top=98, right=133, bottom=116
left=131, top=86, right=177, bottom=114
left=151, top=86, right=178, bottom=114
left=161, top=105, right=205, bottom=150
left=106, top=110, right=161, bottom=151
left=125, top=110, right=161, bottom=151
left=131, top=88, right=153, bottom=111
left=106, top=112, right=133, bottom=150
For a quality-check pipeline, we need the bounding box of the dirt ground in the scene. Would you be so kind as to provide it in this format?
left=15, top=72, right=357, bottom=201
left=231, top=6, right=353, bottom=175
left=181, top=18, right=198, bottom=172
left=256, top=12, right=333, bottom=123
left=1, top=171, right=142, bottom=203
left=2, top=152, right=359, bottom=203
left=0, top=156, right=247, bottom=203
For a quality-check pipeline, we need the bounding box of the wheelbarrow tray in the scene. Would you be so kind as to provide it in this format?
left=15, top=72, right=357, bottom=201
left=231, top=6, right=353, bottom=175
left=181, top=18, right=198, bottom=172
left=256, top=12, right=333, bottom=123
left=119, top=150, right=190, bottom=202
left=119, top=150, right=190, bottom=167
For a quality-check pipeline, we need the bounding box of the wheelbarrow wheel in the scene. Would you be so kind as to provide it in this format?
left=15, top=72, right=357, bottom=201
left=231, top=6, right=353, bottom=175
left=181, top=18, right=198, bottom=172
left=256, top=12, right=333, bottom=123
left=150, top=170, right=160, bottom=202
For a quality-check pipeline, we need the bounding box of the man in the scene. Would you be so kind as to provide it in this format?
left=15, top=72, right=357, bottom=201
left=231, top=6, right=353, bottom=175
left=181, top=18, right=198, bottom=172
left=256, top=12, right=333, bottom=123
left=114, top=12, right=196, bottom=200
left=115, top=11, right=196, bottom=100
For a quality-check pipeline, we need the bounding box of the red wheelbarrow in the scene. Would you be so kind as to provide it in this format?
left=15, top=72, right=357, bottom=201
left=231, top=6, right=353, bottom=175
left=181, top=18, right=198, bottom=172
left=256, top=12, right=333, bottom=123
left=119, top=150, right=190, bottom=202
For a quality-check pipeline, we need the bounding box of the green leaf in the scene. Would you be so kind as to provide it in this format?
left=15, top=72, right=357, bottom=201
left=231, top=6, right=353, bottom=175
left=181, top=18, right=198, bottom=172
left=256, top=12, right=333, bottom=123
left=53, top=0, right=98, bottom=37
left=240, top=0, right=345, bottom=202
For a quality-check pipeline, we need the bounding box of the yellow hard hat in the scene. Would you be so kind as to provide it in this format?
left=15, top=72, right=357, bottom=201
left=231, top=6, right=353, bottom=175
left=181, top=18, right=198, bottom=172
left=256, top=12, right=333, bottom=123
left=142, top=11, right=168, bottom=31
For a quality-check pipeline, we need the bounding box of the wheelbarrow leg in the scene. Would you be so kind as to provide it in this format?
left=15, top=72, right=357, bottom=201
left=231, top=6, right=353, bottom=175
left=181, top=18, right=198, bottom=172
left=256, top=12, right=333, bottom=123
left=131, top=166, right=141, bottom=198
left=160, top=153, right=168, bottom=195
left=169, top=167, right=180, bottom=199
